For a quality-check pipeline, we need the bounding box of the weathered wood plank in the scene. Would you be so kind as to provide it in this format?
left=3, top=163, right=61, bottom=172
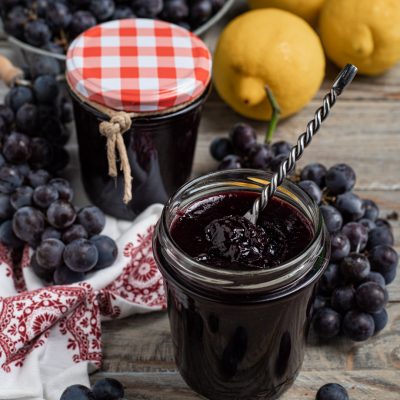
left=92, top=369, right=400, bottom=399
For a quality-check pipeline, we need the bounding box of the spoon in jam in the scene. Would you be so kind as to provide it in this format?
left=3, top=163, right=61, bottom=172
left=244, top=64, right=358, bottom=225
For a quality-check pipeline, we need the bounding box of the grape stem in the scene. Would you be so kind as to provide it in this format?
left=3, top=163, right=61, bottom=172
left=265, top=86, right=281, bottom=144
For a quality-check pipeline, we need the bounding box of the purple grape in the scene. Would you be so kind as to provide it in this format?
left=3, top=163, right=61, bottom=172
left=0, top=220, right=24, bottom=248
left=318, top=263, right=341, bottom=296
left=0, top=194, right=13, bottom=221
left=218, top=154, right=242, bottom=170
left=335, top=192, right=365, bottom=222
left=69, top=11, right=97, bottom=38
left=12, top=206, right=45, bottom=245
left=62, top=224, right=88, bottom=244
left=30, top=55, right=61, bottom=79
left=316, top=383, right=349, bottom=400
left=313, top=307, right=342, bottom=339
left=368, top=245, right=398, bottom=275
left=229, top=123, right=257, bottom=155
left=358, top=218, right=375, bottom=232
left=298, top=180, right=322, bottom=204
left=355, top=282, right=388, bottom=313
left=91, top=235, right=118, bottom=270
left=246, top=144, right=273, bottom=169
left=371, top=308, right=388, bottom=334
left=0, top=105, right=15, bottom=127
left=3, top=131, right=31, bottom=164
left=47, top=146, right=70, bottom=172
left=381, top=268, right=397, bottom=285
left=29, top=137, right=53, bottom=169
left=4, top=6, right=29, bottom=39
left=31, top=255, right=54, bottom=282
left=49, top=178, right=74, bottom=202
left=330, top=233, right=350, bottom=262
left=320, top=205, right=343, bottom=234
left=6, top=86, right=34, bottom=113
left=375, top=218, right=391, bottom=230
left=359, top=271, right=386, bottom=289
left=362, top=199, right=379, bottom=221
left=89, top=0, right=115, bottom=21
left=113, top=6, right=136, bottom=19
left=54, top=264, right=86, bottom=285
left=15, top=103, right=38, bottom=133
left=367, top=227, right=394, bottom=249
left=35, top=239, right=65, bottom=270
left=341, top=222, right=368, bottom=252
left=28, top=169, right=51, bottom=188
left=342, top=310, right=375, bottom=341
left=131, top=0, right=163, bottom=18
left=47, top=200, right=76, bottom=229
left=210, top=137, right=233, bottom=161
left=270, top=154, right=295, bottom=174
left=92, top=378, right=124, bottom=400
left=161, top=0, right=189, bottom=22
left=10, top=186, right=33, bottom=209
left=41, top=227, right=62, bottom=241
left=46, top=2, right=72, bottom=30
left=33, top=185, right=59, bottom=208
left=331, top=286, right=355, bottom=313
left=325, top=163, right=356, bottom=195
left=190, top=0, right=213, bottom=26
left=33, top=75, right=59, bottom=105
left=340, top=253, right=370, bottom=284
left=0, top=166, right=24, bottom=194
left=313, top=296, right=327, bottom=311
left=63, top=238, right=99, bottom=272
left=271, top=141, right=291, bottom=157
left=77, top=206, right=105, bottom=235
left=300, top=163, right=327, bottom=188
left=24, top=19, right=52, bottom=47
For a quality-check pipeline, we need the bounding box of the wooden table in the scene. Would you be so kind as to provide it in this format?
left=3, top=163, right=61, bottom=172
left=94, top=4, right=400, bottom=399
left=1, top=2, right=399, bottom=398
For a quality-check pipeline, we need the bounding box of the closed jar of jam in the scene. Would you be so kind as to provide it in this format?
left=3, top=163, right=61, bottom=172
left=66, top=19, right=212, bottom=220
left=153, top=170, right=330, bottom=400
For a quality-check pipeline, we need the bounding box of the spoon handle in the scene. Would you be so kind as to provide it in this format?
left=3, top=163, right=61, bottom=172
left=244, top=64, right=358, bottom=225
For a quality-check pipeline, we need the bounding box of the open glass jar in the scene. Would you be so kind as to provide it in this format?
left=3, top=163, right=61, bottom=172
left=65, top=19, right=212, bottom=220
left=153, top=170, right=330, bottom=400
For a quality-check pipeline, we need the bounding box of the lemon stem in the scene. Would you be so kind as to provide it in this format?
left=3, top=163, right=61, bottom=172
left=265, top=86, right=281, bottom=144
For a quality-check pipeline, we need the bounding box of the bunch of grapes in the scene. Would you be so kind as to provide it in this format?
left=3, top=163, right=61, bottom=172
left=296, top=162, right=397, bottom=342
left=60, top=378, right=124, bottom=400
left=1, top=0, right=226, bottom=55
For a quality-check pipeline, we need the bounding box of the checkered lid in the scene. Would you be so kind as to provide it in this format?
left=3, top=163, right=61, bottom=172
left=66, top=19, right=212, bottom=113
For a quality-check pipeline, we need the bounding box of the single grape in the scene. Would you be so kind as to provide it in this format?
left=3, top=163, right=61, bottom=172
left=335, top=192, right=365, bottom=222
left=49, top=178, right=74, bottom=202
left=0, top=105, right=15, bottom=127
left=30, top=55, right=61, bottom=79
left=325, top=163, right=356, bottom=195
left=63, top=238, right=99, bottom=272
left=0, top=166, right=24, bottom=194
left=89, top=0, right=115, bottom=21
left=368, top=245, right=398, bottom=275
left=229, top=123, right=257, bottom=155
left=355, top=282, right=388, bottom=313
left=47, top=200, right=76, bottom=229
left=330, top=233, right=350, bottom=262
left=3, top=131, right=31, bottom=164
left=77, top=206, right=106, bottom=235
left=0, top=220, right=24, bottom=248
left=367, top=227, right=394, bottom=249
left=359, top=271, right=386, bottom=289
left=33, top=185, right=59, bottom=208
left=91, top=235, right=118, bottom=270
left=28, top=169, right=51, bottom=188
left=62, top=224, right=88, bottom=244
left=342, top=310, right=375, bottom=341
left=313, top=307, right=342, bottom=339
left=316, top=383, right=349, bottom=400
left=161, top=0, right=189, bottom=23
left=4, top=6, right=29, bottom=39
left=41, top=227, right=62, bottom=241
left=15, top=103, right=38, bottom=133
left=31, top=254, right=54, bottom=282
left=54, top=264, right=86, bottom=286
left=218, top=154, right=242, bottom=170
left=45, top=2, right=72, bottom=30
left=47, top=146, right=70, bottom=172
left=358, top=218, right=375, bottom=232
left=381, top=268, right=397, bottom=285
left=131, top=0, right=163, bottom=18
left=340, top=253, right=370, bottom=284
left=362, top=199, right=379, bottom=221
left=320, top=205, right=343, bottom=234
left=92, top=378, right=124, bottom=400
left=113, top=5, right=136, bottom=19
left=375, top=218, right=391, bottom=230
left=6, top=86, right=34, bottom=113
left=300, top=163, right=327, bottom=188
left=341, top=222, right=368, bottom=252
left=318, top=263, right=341, bottom=296
left=299, top=180, right=322, bottom=204
left=36, top=239, right=65, bottom=270
left=12, top=206, right=45, bottom=245
left=271, top=141, right=291, bottom=157
left=15, top=163, right=30, bottom=178
left=371, top=308, right=388, bottom=334
left=190, top=0, right=213, bottom=26
left=313, top=296, right=328, bottom=312
left=210, top=137, right=233, bottom=161
left=10, top=186, right=33, bottom=209
left=24, top=19, right=52, bottom=47
left=69, top=11, right=97, bottom=38
left=58, top=97, right=74, bottom=124
left=331, top=286, right=355, bottom=313
left=246, top=143, right=273, bottom=169
left=0, top=194, right=13, bottom=221
left=29, top=137, right=53, bottom=169
left=59, top=385, right=95, bottom=400
left=33, top=75, right=59, bottom=105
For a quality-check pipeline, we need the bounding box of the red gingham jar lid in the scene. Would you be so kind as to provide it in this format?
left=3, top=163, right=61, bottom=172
left=66, top=19, right=212, bottom=113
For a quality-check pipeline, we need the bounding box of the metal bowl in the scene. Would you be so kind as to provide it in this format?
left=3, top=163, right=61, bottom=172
left=4, top=0, right=235, bottom=65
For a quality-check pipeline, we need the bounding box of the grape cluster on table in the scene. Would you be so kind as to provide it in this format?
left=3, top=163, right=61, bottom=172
left=1, top=0, right=226, bottom=55
left=0, top=67, right=118, bottom=285
left=60, top=378, right=124, bottom=400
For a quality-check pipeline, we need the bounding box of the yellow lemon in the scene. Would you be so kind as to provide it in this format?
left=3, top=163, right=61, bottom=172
left=248, top=0, right=325, bottom=26
left=319, top=0, right=400, bottom=75
left=213, top=9, right=325, bottom=121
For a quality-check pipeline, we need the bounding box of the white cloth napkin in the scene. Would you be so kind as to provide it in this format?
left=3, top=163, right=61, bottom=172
left=0, top=204, right=165, bottom=400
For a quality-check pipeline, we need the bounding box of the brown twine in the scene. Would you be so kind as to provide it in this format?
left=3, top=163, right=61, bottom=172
left=0, top=55, right=24, bottom=87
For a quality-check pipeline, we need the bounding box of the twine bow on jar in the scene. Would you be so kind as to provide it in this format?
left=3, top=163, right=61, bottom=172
left=99, top=112, right=133, bottom=204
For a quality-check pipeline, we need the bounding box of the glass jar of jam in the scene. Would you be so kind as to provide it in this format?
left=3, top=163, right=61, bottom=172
left=65, top=19, right=212, bottom=220
left=153, top=170, right=330, bottom=400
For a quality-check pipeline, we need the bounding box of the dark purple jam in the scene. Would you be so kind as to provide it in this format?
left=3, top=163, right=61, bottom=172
left=170, top=191, right=314, bottom=270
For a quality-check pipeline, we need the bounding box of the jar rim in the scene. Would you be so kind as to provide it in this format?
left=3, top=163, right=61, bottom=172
left=155, top=169, right=329, bottom=297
